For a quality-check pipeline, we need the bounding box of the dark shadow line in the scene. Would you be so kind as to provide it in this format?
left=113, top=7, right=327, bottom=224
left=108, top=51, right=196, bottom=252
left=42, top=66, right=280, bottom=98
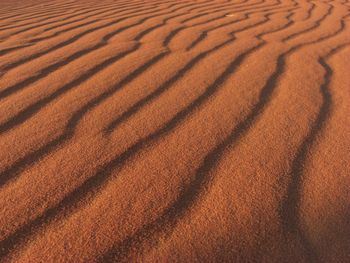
left=282, top=1, right=333, bottom=42
left=1, top=2, right=348, bottom=260
left=0, top=42, right=263, bottom=261
left=279, top=43, right=350, bottom=263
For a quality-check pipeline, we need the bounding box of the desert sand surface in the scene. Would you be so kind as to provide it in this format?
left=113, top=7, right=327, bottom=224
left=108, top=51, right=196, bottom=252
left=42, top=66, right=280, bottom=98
left=0, top=0, right=349, bottom=262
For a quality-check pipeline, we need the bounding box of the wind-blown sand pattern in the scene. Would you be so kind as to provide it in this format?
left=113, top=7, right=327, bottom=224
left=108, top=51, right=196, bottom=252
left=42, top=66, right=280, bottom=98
left=0, top=0, right=349, bottom=262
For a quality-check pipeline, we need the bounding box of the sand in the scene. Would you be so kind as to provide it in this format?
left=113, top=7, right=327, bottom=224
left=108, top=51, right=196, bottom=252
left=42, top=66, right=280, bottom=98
left=0, top=0, right=349, bottom=262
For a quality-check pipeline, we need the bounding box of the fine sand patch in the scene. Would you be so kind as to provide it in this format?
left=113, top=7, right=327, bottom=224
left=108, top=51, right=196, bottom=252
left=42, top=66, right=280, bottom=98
left=0, top=0, right=349, bottom=262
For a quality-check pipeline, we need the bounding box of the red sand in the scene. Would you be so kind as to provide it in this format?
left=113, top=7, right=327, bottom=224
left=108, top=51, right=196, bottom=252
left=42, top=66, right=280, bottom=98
left=0, top=0, right=349, bottom=262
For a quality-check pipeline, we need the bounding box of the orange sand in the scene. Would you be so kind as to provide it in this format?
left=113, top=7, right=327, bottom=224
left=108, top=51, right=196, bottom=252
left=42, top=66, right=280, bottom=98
left=0, top=0, right=349, bottom=262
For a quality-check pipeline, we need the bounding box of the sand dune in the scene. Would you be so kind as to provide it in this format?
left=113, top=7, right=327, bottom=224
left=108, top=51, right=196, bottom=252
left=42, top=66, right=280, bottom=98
left=0, top=0, right=349, bottom=262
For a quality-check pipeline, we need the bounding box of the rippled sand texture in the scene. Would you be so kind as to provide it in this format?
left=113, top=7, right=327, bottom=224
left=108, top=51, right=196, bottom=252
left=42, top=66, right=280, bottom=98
left=0, top=0, right=349, bottom=262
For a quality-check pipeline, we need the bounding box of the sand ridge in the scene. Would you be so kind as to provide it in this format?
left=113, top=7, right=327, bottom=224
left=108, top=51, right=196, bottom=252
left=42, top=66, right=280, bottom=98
left=0, top=0, right=349, bottom=262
